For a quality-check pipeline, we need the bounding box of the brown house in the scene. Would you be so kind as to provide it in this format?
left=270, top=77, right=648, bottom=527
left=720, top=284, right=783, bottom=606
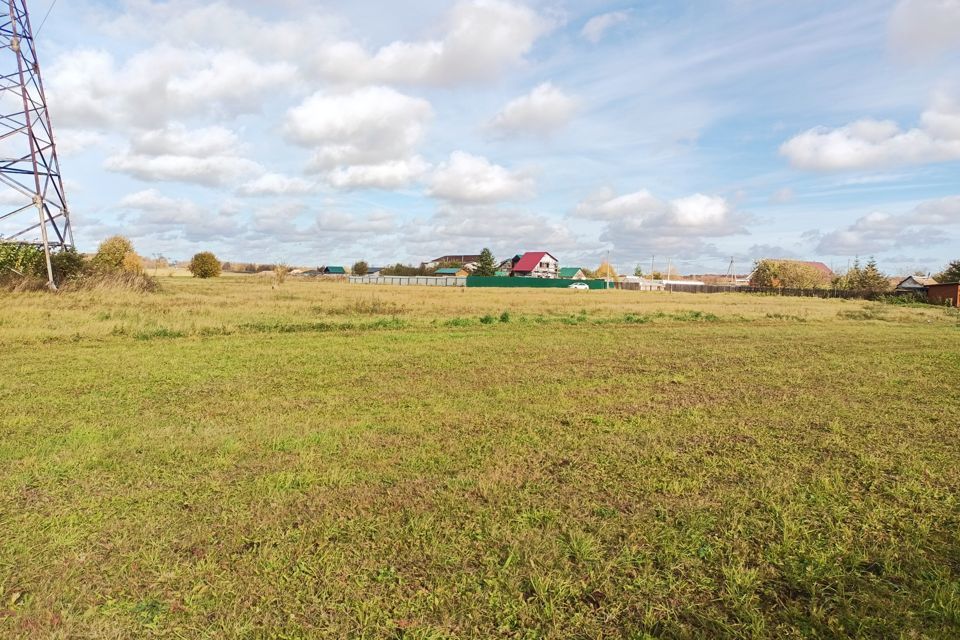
left=927, top=282, right=960, bottom=307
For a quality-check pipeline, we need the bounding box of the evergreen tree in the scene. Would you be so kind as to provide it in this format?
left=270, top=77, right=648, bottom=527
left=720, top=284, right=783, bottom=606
left=935, top=260, right=960, bottom=283
left=474, top=248, right=496, bottom=277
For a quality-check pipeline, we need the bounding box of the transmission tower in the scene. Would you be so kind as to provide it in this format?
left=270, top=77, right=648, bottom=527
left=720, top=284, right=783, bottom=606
left=0, top=0, right=72, bottom=287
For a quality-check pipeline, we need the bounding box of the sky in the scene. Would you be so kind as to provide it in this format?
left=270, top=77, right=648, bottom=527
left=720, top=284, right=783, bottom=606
left=13, top=0, right=960, bottom=273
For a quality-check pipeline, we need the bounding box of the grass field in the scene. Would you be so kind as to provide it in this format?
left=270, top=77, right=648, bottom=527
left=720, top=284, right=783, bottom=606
left=1, top=278, right=959, bottom=638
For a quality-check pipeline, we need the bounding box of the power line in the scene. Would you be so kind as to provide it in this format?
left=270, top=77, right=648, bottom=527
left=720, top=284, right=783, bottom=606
left=35, top=0, right=59, bottom=38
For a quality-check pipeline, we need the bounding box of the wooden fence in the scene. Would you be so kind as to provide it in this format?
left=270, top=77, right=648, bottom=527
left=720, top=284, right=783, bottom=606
left=661, top=283, right=889, bottom=300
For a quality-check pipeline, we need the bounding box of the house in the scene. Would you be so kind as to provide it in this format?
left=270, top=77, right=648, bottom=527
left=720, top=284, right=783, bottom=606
left=894, top=275, right=937, bottom=293
left=424, top=254, right=482, bottom=269
left=558, top=267, right=587, bottom=280
left=927, top=282, right=960, bottom=307
left=511, top=251, right=559, bottom=278
left=321, top=266, right=346, bottom=275
left=435, top=267, right=469, bottom=277
left=366, top=266, right=385, bottom=276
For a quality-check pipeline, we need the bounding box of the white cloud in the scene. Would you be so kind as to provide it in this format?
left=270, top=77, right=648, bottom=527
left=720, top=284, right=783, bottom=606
left=889, top=0, right=960, bottom=59
left=401, top=204, right=583, bottom=260
left=315, top=210, right=397, bottom=234
left=326, top=157, right=430, bottom=190
left=428, top=151, right=535, bottom=203
left=284, top=87, right=432, bottom=188
left=581, top=10, right=631, bottom=44
left=575, top=187, right=751, bottom=259
left=47, top=46, right=296, bottom=130
left=106, top=124, right=262, bottom=187
left=815, top=195, right=960, bottom=254
left=311, top=0, right=554, bottom=86
left=118, top=189, right=241, bottom=241
left=55, top=129, right=107, bottom=156
left=780, top=93, right=960, bottom=171
left=487, top=82, right=578, bottom=136
left=237, top=174, right=315, bottom=197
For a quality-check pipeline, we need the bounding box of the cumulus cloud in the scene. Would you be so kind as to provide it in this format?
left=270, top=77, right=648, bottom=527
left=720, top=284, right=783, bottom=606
left=575, top=187, right=751, bottom=259
left=284, top=87, right=432, bottom=189
left=780, top=93, right=960, bottom=171
left=580, top=10, right=631, bottom=43
left=312, top=0, right=554, bottom=86
left=428, top=151, right=535, bottom=203
left=118, top=189, right=241, bottom=241
left=106, top=124, right=262, bottom=187
left=401, top=204, right=583, bottom=259
left=47, top=46, right=296, bottom=130
left=237, top=173, right=315, bottom=197
left=889, top=0, right=960, bottom=59
left=814, top=195, right=960, bottom=254
left=326, top=158, right=430, bottom=190
left=487, top=82, right=578, bottom=136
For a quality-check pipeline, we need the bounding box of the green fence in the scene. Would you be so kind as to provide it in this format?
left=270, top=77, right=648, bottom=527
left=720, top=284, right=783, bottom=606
left=466, top=277, right=608, bottom=290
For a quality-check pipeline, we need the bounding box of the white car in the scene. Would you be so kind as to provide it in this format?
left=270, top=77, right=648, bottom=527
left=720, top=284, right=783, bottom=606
left=568, top=282, right=590, bottom=290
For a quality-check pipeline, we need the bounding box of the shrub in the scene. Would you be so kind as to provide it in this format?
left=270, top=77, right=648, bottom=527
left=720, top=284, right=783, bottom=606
left=189, top=252, right=222, bottom=278
left=0, top=243, right=44, bottom=276
left=1, top=244, right=86, bottom=286
left=92, top=236, right=138, bottom=271
left=274, top=263, right=289, bottom=286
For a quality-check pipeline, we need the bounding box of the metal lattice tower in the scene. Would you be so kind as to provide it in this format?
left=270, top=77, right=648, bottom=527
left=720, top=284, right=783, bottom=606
left=0, top=0, right=72, bottom=286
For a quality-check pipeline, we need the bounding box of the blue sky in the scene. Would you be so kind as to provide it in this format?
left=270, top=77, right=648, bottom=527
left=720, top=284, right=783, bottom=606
left=20, top=0, right=960, bottom=273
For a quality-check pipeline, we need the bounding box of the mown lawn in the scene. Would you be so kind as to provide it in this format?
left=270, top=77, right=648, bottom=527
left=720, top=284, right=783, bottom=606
left=1, top=279, right=959, bottom=638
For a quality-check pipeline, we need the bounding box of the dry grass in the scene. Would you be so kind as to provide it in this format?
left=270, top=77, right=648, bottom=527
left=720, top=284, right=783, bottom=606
left=0, top=279, right=958, bottom=638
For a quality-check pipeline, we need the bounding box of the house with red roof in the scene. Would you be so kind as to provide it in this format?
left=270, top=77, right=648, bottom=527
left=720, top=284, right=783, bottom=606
left=510, top=251, right=559, bottom=278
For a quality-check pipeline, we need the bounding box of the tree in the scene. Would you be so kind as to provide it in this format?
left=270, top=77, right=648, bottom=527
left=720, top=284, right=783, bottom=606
left=836, top=257, right=890, bottom=293
left=352, top=261, right=369, bottom=276
left=750, top=259, right=828, bottom=289
left=594, top=261, right=619, bottom=281
left=935, top=260, right=960, bottom=283
left=634, top=265, right=644, bottom=278
left=474, top=248, right=496, bottom=277
left=189, top=252, right=222, bottom=278
left=92, top=235, right=138, bottom=271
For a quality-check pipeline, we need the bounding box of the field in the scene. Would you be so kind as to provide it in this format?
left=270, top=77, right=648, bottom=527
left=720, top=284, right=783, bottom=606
left=1, top=278, right=959, bottom=638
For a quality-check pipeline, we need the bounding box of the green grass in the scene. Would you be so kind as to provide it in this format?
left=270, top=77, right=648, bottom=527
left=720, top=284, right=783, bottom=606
left=1, top=279, right=958, bottom=638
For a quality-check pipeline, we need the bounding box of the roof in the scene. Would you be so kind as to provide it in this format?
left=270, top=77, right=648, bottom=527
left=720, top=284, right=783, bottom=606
left=435, top=268, right=461, bottom=275
left=558, top=267, right=583, bottom=278
left=928, top=281, right=960, bottom=287
left=512, top=251, right=557, bottom=272
left=324, top=266, right=346, bottom=274
left=896, top=275, right=938, bottom=287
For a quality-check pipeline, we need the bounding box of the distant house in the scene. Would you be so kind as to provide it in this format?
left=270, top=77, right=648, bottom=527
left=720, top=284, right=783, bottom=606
left=558, top=267, right=587, bottom=280
left=424, top=254, right=482, bottom=269
left=435, top=267, right=469, bottom=277
left=927, top=282, right=960, bottom=307
left=511, top=252, right=559, bottom=278
left=322, top=266, right=346, bottom=275
left=366, top=266, right=385, bottom=276
left=894, top=275, right=937, bottom=293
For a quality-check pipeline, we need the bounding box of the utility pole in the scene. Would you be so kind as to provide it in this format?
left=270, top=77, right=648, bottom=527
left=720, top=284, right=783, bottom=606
left=0, top=0, right=73, bottom=289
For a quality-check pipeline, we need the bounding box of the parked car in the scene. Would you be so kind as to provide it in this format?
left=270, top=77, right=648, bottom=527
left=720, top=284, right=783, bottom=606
left=568, top=282, right=589, bottom=290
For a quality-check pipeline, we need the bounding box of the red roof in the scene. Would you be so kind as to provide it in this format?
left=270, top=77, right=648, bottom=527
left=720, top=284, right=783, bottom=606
left=512, top=251, right=556, bottom=272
